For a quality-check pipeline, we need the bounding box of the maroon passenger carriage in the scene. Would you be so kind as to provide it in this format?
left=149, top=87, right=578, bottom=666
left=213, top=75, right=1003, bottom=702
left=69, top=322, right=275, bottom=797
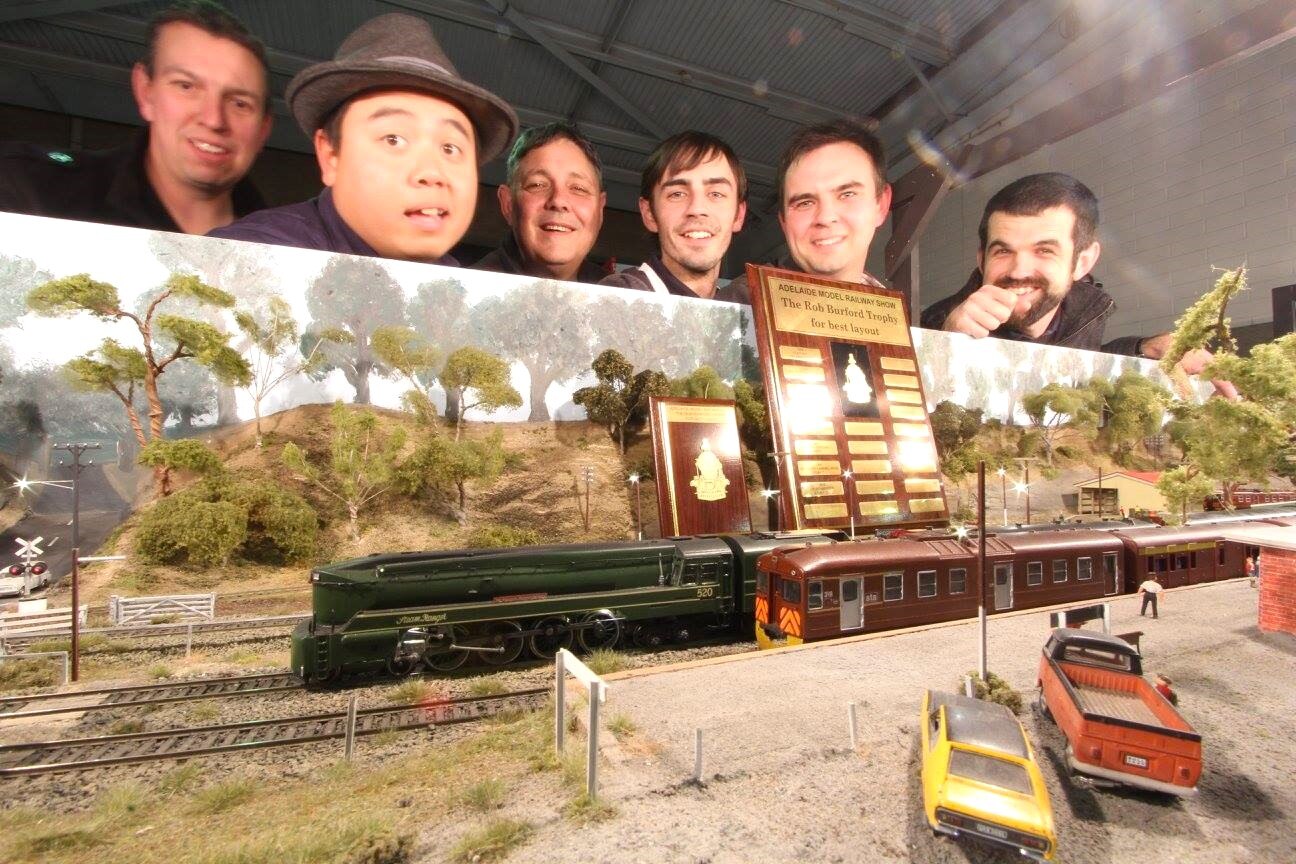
left=1114, top=524, right=1254, bottom=589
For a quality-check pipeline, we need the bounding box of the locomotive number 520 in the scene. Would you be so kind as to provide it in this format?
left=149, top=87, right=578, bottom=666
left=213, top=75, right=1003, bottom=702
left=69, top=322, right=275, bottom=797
left=696, top=586, right=715, bottom=598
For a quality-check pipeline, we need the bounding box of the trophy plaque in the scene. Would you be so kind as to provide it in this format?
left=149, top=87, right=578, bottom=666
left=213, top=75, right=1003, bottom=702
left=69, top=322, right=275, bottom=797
left=746, top=263, right=948, bottom=531
left=649, top=397, right=752, bottom=536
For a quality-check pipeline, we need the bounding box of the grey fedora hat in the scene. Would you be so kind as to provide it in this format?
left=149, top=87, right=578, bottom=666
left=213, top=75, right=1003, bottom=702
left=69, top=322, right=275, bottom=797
left=287, top=13, right=519, bottom=164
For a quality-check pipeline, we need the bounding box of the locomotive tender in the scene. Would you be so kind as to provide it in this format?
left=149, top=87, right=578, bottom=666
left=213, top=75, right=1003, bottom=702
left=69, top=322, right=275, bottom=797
left=291, top=509, right=1291, bottom=682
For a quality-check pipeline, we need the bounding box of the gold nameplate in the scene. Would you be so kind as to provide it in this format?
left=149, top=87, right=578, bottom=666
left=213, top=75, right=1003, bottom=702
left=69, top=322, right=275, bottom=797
left=886, top=389, right=923, bottom=405
left=663, top=402, right=738, bottom=424
left=880, top=357, right=916, bottom=371
left=791, top=418, right=835, bottom=436
left=895, top=440, right=938, bottom=472
left=890, top=405, right=927, bottom=420
left=844, top=421, right=884, bottom=436
left=855, top=480, right=896, bottom=495
left=847, top=440, right=888, bottom=455
left=797, top=460, right=841, bottom=476
left=786, top=383, right=833, bottom=417
left=783, top=364, right=826, bottom=382
left=801, top=481, right=845, bottom=498
left=894, top=423, right=929, bottom=438
left=767, top=278, right=909, bottom=346
left=794, top=439, right=838, bottom=456
left=851, top=459, right=892, bottom=474
left=904, top=478, right=943, bottom=493
left=779, top=345, right=823, bottom=363
left=882, top=373, right=920, bottom=388
left=910, top=498, right=946, bottom=513
left=804, top=502, right=849, bottom=519
left=860, top=500, right=901, bottom=516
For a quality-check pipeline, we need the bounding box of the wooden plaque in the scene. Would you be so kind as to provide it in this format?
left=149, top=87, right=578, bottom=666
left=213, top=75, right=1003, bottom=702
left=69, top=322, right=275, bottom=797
left=649, top=397, right=752, bottom=537
left=746, top=264, right=948, bottom=531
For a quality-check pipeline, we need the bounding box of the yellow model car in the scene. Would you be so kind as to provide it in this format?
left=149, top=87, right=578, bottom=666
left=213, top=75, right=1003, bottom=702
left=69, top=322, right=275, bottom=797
left=920, top=689, right=1057, bottom=861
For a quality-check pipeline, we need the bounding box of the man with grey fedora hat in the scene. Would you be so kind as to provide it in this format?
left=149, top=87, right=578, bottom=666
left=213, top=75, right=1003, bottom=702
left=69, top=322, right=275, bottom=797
left=211, top=12, right=518, bottom=264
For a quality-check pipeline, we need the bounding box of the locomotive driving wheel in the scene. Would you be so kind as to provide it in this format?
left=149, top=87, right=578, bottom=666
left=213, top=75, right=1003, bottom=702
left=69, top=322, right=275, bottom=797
left=576, top=610, right=621, bottom=652
left=480, top=621, right=525, bottom=666
left=527, top=616, right=573, bottom=659
left=425, top=625, right=470, bottom=672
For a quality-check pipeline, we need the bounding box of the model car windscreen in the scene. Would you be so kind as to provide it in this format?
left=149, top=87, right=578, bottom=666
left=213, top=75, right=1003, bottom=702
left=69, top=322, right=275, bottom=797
left=948, top=749, right=1033, bottom=795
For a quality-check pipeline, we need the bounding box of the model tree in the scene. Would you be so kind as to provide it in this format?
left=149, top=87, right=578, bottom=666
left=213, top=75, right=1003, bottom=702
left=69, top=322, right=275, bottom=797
left=1156, top=465, right=1216, bottom=525
left=236, top=296, right=330, bottom=446
left=397, top=428, right=507, bottom=514
left=371, top=324, right=440, bottom=424
left=282, top=401, right=406, bottom=540
left=301, top=256, right=406, bottom=405
left=440, top=347, right=522, bottom=440
left=1021, top=383, right=1100, bottom=465
left=1086, top=371, right=1171, bottom=466
left=672, top=366, right=734, bottom=401
left=27, top=273, right=250, bottom=495
left=1, top=255, right=50, bottom=329
left=406, top=277, right=470, bottom=422
left=573, top=349, right=670, bottom=454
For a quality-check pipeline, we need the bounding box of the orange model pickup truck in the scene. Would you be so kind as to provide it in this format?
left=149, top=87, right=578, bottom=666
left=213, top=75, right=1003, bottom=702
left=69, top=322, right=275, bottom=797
left=1037, top=629, right=1201, bottom=796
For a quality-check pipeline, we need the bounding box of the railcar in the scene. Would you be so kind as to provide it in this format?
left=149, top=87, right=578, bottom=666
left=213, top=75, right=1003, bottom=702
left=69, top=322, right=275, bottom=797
left=757, top=529, right=1123, bottom=643
left=1110, top=524, right=1253, bottom=589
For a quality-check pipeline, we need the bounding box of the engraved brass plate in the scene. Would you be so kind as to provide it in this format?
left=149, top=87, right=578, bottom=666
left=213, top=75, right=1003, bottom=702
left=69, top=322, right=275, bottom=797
left=797, top=459, right=841, bottom=476
left=801, top=481, right=845, bottom=498
left=779, top=345, right=823, bottom=363
left=880, top=357, right=917, bottom=371
left=860, top=500, right=901, bottom=516
left=886, top=389, right=923, bottom=405
left=783, top=364, right=826, bottom=382
left=904, top=478, right=943, bottom=493
left=791, top=418, right=835, bottom=436
left=894, top=423, right=929, bottom=438
left=910, top=498, right=946, bottom=513
left=850, top=459, right=892, bottom=474
left=890, top=405, right=927, bottom=420
left=855, top=480, right=895, bottom=495
left=804, top=502, right=849, bottom=519
left=844, top=421, right=884, bottom=436
left=882, top=373, right=920, bottom=388
left=794, top=439, right=839, bottom=456
left=847, top=440, right=889, bottom=455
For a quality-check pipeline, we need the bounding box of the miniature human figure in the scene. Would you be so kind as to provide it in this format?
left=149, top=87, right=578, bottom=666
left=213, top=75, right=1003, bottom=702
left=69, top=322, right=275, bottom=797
left=842, top=352, right=873, bottom=404
left=476, top=123, right=606, bottom=283
left=1154, top=673, right=1178, bottom=706
left=0, top=1, right=271, bottom=234
left=601, top=130, right=749, bottom=302
left=920, top=173, right=1234, bottom=395
left=1139, top=574, right=1163, bottom=618
left=210, top=13, right=518, bottom=263
left=1250, top=551, right=1261, bottom=587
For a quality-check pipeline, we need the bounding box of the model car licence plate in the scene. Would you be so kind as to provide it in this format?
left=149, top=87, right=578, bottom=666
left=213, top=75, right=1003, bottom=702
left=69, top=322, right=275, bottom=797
left=975, top=822, right=1009, bottom=840
left=1124, top=754, right=1148, bottom=768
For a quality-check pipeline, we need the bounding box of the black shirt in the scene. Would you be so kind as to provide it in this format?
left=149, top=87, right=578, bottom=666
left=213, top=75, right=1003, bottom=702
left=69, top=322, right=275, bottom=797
left=600, top=254, right=751, bottom=304
left=474, top=232, right=606, bottom=284
left=0, top=131, right=264, bottom=232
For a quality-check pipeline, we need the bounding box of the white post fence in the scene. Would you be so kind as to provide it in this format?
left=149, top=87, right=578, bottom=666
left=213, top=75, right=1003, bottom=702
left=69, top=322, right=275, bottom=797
left=108, top=593, right=216, bottom=625
left=555, top=648, right=607, bottom=801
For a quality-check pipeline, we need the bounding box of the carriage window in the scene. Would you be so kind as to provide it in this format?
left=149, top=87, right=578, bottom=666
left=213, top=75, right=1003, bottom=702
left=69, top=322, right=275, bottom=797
left=1156, top=555, right=1168, bottom=573
left=1077, top=558, right=1093, bottom=581
left=1190, top=551, right=1198, bottom=569
left=756, top=571, right=768, bottom=593
left=1174, top=553, right=1188, bottom=571
left=841, top=579, right=859, bottom=602
left=1027, top=562, right=1043, bottom=587
left=781, top=579, right=802, bottom=604
left=1052, top=560, right=1067, bottom=583
left=681, top=564, right=698, bottom=585
left=808, top=581, right=823, bottom=610
left=884, top=572, right=903, bottom=602
left=917, top=570, right=937, bottom=598
left=949, top=568, right=967, bottom=594
left=1103, top=553, right=1118, bottom=579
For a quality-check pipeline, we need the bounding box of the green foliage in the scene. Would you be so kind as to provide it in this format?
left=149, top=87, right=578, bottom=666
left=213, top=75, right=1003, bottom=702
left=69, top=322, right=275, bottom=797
left=606, top=712, right=638, bottom=739
left=137, top=439, right=223, bottom=477
left=671, top=366, right=733, bottom=401
left=224, top=477, right=319, bottom=563
left=1088, top=372, right=1171, bottom=465
left=63, top=338, right=147, bottom=394
left=460, top=779, right=506, bottom=812
left=1178, top=398, right=1287, bottom=503
left=189, top=777, right=257, bottom=815
left=27, top=272, right=124, bottom=318
left=1016, top=429, right=1042, bottom=458
left=449, top=818, right=533, bottom=864
left=372, top=325, right=441, bottom=429
left=1156, top=465, right=1215, bottom=525
left=283, top=402, right=406, bottom=538
left=441, top=347, right=522, bottom=438
left=236, top=296, right=328, bottom=444
left=1159, top=266, right=1246, bottom=380
left=397, top=429, right=507, bottom=510
left=563, top=792, right=617, bottom=824
left=466, top=524, right=540, bottom=548
left=0, top=658, right=58, bottom=692
left=583, top=649, right=631, bottom=676
left=572, top=349, right=670, bottom=453
left=1021, top=382, right=1101, bottom=465
left=966, top=671, right=1023, bottom=715
left=135, top=497, right=246, bottom=567
left=1204, top=333, right=1296, bottom=428
left=155, top=314, right=251, bottom=387
left=930, top=401, right=983, bottom=460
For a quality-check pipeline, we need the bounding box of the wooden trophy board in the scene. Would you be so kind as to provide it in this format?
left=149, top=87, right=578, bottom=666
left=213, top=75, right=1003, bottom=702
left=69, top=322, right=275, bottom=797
left=649, top=397, right=752, bottom=537
left=746, top=264, right=948, bottom=532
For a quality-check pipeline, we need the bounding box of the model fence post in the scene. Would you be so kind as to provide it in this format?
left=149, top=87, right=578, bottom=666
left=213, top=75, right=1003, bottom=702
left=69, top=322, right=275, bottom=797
left=694, top=728, right=704, bottom=783
left=344, top=694, right=358, bottom=761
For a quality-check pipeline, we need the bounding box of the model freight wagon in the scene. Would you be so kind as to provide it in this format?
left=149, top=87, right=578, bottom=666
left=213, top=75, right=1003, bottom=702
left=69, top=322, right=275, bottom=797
left=1036, top=629, right=1201, bottom=795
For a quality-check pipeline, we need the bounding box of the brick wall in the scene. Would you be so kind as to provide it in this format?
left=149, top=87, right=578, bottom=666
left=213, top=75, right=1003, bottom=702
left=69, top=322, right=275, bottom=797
left=913, top=36, right=1296, bottom=343
left=1258, top=547, right=1295, bottom=635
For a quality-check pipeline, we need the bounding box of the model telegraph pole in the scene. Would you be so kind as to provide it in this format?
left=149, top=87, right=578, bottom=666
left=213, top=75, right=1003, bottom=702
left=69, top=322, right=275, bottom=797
left=52, top=442, right=100, bottom=682
left=627, top=473, right=643, bottom=541
left=977, top=461, right=988, bottom=681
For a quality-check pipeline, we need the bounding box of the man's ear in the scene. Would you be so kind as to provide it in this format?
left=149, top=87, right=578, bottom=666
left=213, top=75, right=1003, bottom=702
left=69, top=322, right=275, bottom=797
left=1073, top=240, right=1101, bottom=281
left=638, top=197, right=659, bottom=234
left=497, top=185, right=516, bottom=227
left=874, top=183, right=893, bottom=226
left=314, top=129, right=339, bottom=187
left=976, top=248, right=985, bottom=274
left=130, top=63, right=155, bottom=122
left=733, top=199, right=748, bottom=233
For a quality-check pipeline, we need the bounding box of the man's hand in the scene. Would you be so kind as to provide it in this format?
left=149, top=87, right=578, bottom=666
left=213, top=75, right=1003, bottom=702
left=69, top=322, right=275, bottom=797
left=1138, top=333, right=1240, bottom=400
left=942, top=284, right=1020, bottom=338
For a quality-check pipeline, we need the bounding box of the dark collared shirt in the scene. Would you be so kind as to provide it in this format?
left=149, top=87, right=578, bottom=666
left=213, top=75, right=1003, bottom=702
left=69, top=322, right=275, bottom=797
left=0, top=131, right=263, bottom=232
left=208, top=187, right=457, bottom=266
left=600, top=254, right=750, bottom=304
left=474, top=232, right=606, bottom=284
left=722, top=254, right=886, bottom=303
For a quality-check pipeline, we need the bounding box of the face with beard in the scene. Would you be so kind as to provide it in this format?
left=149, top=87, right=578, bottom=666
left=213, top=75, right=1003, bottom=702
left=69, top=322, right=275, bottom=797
left=641, top=151, right=746, bottom=296
left=978, top=206, right=1100, bottom=337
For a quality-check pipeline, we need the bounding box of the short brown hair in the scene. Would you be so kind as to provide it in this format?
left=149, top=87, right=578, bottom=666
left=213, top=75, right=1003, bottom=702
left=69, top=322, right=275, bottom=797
left=777, top=119, right=886, bottom=204
left=142, top=1, right=270, bottom=111
left=506, top=123, right=603, bottom=191
left=640, top=131, right=747, bottom=203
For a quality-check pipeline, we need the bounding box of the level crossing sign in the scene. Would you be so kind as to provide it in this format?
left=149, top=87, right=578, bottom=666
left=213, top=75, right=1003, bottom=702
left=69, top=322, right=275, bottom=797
left=14, top=537, right=44, bottom=563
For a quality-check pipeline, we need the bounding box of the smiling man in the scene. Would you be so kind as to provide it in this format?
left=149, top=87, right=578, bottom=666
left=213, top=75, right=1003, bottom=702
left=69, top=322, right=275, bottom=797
left=476, top=123, right=606, bottom=283
left=0, top=1, right=271, bottom=235
left=211, top=13, right=517, bottom=264
left=602, top=131, right=748, bottom=302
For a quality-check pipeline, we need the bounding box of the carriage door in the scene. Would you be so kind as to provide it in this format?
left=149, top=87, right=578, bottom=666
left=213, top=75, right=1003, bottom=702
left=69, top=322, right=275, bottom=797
left=1103, top=552, right=1120, bottom=595
left=840, top=578, right=864, bottom=631
left=993, top=563, right=1013, bottom=610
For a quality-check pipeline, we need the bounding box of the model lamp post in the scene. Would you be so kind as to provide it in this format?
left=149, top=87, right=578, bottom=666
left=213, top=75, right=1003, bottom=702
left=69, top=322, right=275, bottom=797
left=842, top=469, right=855, bottom=538
left=1012, top=480, right=1032, bottom=525
left=627, top=473, right=643, bottom=541
left=761, top=489, right=780, bottom=531
left=996, top=466, right=1008, bottom=526
left=581, top=465, right=594, bottom=532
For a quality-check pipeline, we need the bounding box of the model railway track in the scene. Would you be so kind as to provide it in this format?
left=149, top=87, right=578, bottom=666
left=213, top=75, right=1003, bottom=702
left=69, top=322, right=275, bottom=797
left=0, top=687, right=548, bottom=776
left=0, top=671, right=303, bottom=719
left=1, top=614, right=307, bottom=651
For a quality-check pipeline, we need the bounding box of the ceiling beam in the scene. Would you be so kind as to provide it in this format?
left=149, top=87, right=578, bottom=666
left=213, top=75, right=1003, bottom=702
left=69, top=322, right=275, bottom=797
left=565, top=0, right=635, bottom=122
left=481, top=0, right=667, bottom=139
left=774, top=0, right=952, bottom=66
left=0, top=0, right=130, bottom=24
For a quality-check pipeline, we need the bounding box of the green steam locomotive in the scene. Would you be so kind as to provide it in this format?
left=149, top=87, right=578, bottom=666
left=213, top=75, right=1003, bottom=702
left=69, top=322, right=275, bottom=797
left=290, top=532, right=837, bottom=682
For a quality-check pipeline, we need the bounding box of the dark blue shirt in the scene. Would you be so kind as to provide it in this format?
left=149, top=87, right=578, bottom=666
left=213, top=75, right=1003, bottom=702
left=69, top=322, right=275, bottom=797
left=208, top=187, right=457, bottom=266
